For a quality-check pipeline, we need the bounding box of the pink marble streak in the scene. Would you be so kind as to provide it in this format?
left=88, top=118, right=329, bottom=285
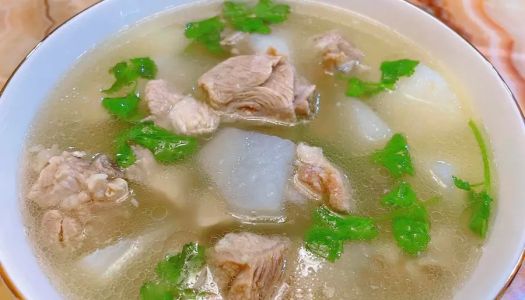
left=485, top=0, right=525, bottom=84
left=409, top=0, right=525, bottom=111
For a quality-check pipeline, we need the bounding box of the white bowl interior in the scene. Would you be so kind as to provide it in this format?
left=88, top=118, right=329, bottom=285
left=0, top=0, right=524, bottom=299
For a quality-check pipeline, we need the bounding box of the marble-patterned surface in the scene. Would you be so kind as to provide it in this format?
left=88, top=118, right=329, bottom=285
left=410, top=0, right=525, bottom=111
left=0, top=0, right=524, bottom=299
left=0, top=0, right=99, bottom=88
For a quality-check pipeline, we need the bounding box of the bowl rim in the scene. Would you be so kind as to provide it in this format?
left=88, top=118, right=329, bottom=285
left=393, top=4, right=525, bottom=298
left=0, top=0, right=523, bottom=299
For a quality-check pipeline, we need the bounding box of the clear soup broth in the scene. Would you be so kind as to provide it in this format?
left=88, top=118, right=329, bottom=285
left=22, top=1, right=492, bottom=299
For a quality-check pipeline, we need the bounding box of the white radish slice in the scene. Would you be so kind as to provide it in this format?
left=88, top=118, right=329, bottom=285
left=199, top=128, right=296, bottom=221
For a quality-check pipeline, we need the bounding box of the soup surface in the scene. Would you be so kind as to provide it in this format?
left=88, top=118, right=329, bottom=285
left=22, top=1, right=493, bottom=299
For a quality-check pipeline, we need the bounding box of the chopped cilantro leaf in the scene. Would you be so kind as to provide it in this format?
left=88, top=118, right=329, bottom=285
left=128, top=123, right=198, bottom=164
left=452, top=121, right=494, bottom=238
left=140, top=243, right=206, bottom=300
left=313, top=206, right=378, bottom=241
left=185, top=16, right=225, bottom=53
left=392, top=215, right=430, bottom=255
left=468, top=191, right=493, bottom=238
left=382, top=181, right=417, bottom=208
left=115, top=135, right=137, bottom=168
left=452, top=176, right=472, bottom=191
left=115, top=122, right=198, bottom=168
left=253, top=0, right=291, bottom=24
left=305, top=226, right=344, bottom=262
left=224, top=2, right=269, bottom=34
left=184, top=0, right=290, bottom=53
left=392, top=201, right=428, bottom=224
left=102, top=93, right=140, bottom=120
left=156, top=242, right=205, bottom=286
left=372, top=133, right=414, bottom=178
left=453, top=183, right=493, bottom=238
left=346, top=78, right=386, bottom=97
left=131, top=57, right=158, bottom=79
left=380, top=59, right=419, bottom=85
left=223, top=0, right=290, bottom=34
left=345, top=59, right=419, bottom=98
left=381, top=182, right=430, bottom=255
left=392, top=202, right=430, bottom=255
left=304, top=206, right=378, bottom=261
left=103, top=62, right=136, bottom=94
left=103, top=57, right=158, bottom=94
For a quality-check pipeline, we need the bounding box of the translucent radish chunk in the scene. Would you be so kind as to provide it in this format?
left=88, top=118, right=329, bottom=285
left=199, top=128, right=296, bottom=221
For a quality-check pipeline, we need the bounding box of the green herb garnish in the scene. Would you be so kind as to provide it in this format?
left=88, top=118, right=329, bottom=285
left=140, top=242, right=206, bottom=300
left=381, top=182, right=430, bottom=255
left=184, top=0, right=290, bottom=54
left=185, top=16, right=226, bottom=53
left=468, top=190, right=493, bottom=238
left=115, top=122, right=198, bottom=168
left=381, top=181, right=417, bottom=208
left=453, top=175, right=493, bottom=238
left=305, top=227, right=344, bottom=262
left=346, top=59, right=419, bottom=97
left=469, top=120, right=492, bottom=193
left=345, top=78, right=386, bottom=98
left=102, top=93, right=140, bottom=121
left=392, top=204, right=430, bottom=255
left=115, top=134, right=136, bottom=168
left=103, top=57, right=157, bottom=94
left=452, top=121, right=494, bottom=238
left=372, top=133, right=414, bottom=178
left=223, top=0, right=290, bottom=34
left=305, top=206, right=378, bottom=262
left=140, top=283, right=203, bottom=300
left=452, top=176, right=473, bottom=191
left=156, top=242, right=205, bottom=285
left=380, top=59, right=419, bottom=86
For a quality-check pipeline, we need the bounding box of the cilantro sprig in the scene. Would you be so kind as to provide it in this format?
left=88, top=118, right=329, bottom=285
left=185, top=16, right=226, bottom=53
left=103, top=57, right=157, bottom=94
left=140, top=242, right=206, bottom=300
left=469, top=120, right=492, bottom=193
left=100, top=57, right=157, bottom=121
left=184, top=0, right=291, bottom=54
left=305, top=206, right=378, bottom=262
left=452, top=176, right=473, bottom=191
left=372, top=133, right=414, bottom=178
left=392, top=204, right=430, bottom=255
left=223, top=0, right=290, bottom=34
left=452, top=120, right=494, bottom=238
left=115, top=122, right=198, bottom=168
left=346, top=59, right=419, bottom=98
left=102, top=92, right=142, bottom=121
left=468, top=191, right=492, bottom=238
left=452, top=177, right=493, bottom=238
left=381, top=181, right=417, bottom=208
left=382, top=182, right=430, bottom=255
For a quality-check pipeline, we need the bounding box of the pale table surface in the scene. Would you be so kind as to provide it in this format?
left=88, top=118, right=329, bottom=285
left=0, top=0, right=524, bottom=299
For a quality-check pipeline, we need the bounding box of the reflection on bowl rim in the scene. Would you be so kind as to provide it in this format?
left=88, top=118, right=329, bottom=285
left=0, top=1, right=523, bottom=299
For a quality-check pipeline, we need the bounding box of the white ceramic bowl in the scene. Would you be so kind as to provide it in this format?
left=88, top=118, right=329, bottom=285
left=1, top=0, right=525, bottom=299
